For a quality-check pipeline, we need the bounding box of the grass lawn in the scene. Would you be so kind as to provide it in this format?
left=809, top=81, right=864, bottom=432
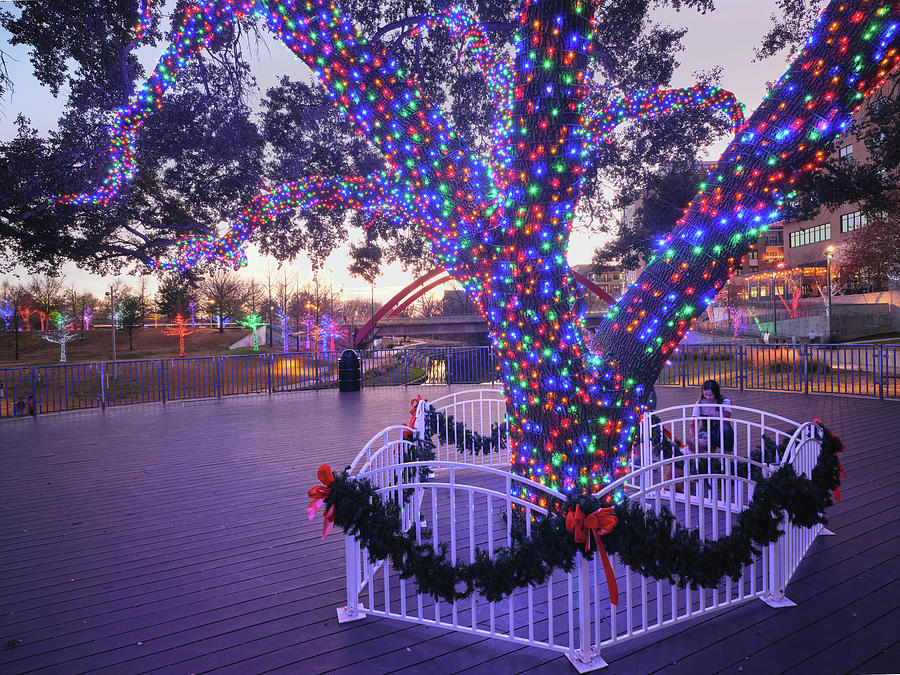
left=0, top=326, right=265, bottom=366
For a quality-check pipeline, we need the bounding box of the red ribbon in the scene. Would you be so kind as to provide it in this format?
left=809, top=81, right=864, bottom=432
left=662, top=427, right=688, bottom=451
left=307, top=464, right=336, bottom=539
left=402, top=395, right=423, bottom=440
left=831, top=433, right=846, bottom=503
left=817, top=420, right=847, bottom=503
left=566, top=505, right=619, bottom=605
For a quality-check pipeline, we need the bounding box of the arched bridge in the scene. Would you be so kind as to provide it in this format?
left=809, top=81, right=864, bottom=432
left=354, top=268, right=615, bottom=347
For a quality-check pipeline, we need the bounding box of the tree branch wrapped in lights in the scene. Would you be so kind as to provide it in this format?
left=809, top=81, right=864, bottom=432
left=49, top=0, right=896, bottom=593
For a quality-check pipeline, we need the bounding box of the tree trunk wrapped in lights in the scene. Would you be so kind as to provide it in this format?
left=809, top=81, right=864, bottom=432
left=42, top=314, right=79, bottom=362
left=162, top=313, right=196, bottom=357
left=52, top=0, right=899, bottom=501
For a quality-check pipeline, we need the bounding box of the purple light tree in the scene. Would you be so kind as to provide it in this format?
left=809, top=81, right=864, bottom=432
left=276, top=308, right=297, bottom=354
left=82, top=305, right=94, bottom=331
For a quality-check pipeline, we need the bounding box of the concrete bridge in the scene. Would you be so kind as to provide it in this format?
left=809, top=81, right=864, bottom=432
left=350, top=311, right=607, bottom=344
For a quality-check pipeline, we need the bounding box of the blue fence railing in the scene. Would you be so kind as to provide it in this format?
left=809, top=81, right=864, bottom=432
left=1, top=343, right=896, bottom=419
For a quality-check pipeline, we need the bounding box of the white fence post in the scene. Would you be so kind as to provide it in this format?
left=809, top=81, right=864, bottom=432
left=761, top=510, right=797, bottom=608
left=567, top=552, right=608, bottom=671
left=337, top=534, right=366, bottom=623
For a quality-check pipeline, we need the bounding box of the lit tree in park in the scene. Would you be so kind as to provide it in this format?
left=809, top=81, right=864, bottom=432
left=42, top=313, right=79, bottom=362
left=276, top=308, right=297, bottom=354
left=82, top=305, right=94, bottom=331
left=48, top=0, right=900, bottom=499
left=317, top=315, right=346, bottom=353
left=238, top=312, right=266, bottom=351
left=146, top=311, right=165, bottom=328
left=17, top=306, right=34, bottom=331
left=302, top=310, right=316, bottom=350
left=161, top=313, right=196, bottom=357
left=0, top=298, right=14, bottom=331
left=37, top=310, right=47, bottom=331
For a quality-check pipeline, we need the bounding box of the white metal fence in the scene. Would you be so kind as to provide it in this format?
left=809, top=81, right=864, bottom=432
left=338, top=391, right=830, bottom=670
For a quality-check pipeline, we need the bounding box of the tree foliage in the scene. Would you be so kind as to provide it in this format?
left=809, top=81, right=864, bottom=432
left=1, top=0, right=742, bottom=278
left=837, top=201, right=900, bottom=286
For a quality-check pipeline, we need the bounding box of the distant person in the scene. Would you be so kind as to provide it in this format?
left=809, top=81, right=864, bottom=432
left=27, top=394, right=35, bottom=416
left=690, top=379, right=734, bottom=453
left=14, top=398, right=26, bottom=416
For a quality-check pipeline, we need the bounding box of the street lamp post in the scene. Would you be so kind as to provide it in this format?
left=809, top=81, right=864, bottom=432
left=771, top=273, right=777, bottom=337
left=105, top=286, right=117, bottom=362
left=826, top=245, right=835, bottom=339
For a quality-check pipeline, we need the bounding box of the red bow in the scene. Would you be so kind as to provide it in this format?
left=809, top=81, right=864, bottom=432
left=403, top=395, right=423, bottom=440
left=307, top=464, right=336, bottom=539
left=566, top=505, right=619, bottom=605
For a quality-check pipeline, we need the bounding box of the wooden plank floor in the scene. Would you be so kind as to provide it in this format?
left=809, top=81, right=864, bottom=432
left=0, top=385, right=897, bottom=674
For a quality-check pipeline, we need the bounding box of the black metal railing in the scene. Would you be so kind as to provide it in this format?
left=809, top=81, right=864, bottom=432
left=1, top=343, right=896, bottom=419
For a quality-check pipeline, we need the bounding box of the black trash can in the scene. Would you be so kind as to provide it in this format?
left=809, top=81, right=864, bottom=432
left=338, top=349, right=361, bottom=392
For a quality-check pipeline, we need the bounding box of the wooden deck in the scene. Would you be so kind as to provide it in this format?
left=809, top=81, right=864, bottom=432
left=0, top=386, right=897, bottom=674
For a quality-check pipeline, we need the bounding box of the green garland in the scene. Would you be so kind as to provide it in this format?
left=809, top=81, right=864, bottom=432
left=323, top=426, right=844, bottom=604
left=423, top=405, right=507, bottom=456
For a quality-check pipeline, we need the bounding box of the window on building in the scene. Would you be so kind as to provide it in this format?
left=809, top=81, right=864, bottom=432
left=838, top=144, right=853, bottom=161
left=840, top=211, right=867, bottom=233
left=789, top=223, right=831, bottom=248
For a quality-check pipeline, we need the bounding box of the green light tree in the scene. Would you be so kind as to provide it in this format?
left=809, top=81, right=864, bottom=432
left=238, top=313, right=266, bottom=351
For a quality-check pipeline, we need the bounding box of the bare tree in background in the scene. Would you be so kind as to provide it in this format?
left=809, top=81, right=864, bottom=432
left=198, top=269, right=246, bottom=332
left=836, top=204, right=900, bottom=291
left=414, top=293, right=443, bottom=318
left=28, top=274, right=64, bottom=320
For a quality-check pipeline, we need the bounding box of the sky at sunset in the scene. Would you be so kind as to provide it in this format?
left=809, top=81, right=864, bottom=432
left=0, top=1, right=792, bottom=304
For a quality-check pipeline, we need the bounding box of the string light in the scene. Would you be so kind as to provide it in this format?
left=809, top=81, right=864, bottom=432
left=57, top=0, right=900, bottom=502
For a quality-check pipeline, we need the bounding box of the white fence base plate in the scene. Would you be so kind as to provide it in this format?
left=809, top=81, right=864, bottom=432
left=760, top=594, right=797, bottom=608
left=566, top=648, right=608, bottom=672
left=819, top=527, right=835, bottom=536
left=336, top=606, right=366, bottom=623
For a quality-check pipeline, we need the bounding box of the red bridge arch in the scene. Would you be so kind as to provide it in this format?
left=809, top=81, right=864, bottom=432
left=353, top=268, right=615, bottom=347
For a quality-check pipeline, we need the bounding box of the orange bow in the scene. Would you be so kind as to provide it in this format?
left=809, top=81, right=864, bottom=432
left=566, top=505, right=619, bottom=605
left=307, top=464, right=336, bottom=539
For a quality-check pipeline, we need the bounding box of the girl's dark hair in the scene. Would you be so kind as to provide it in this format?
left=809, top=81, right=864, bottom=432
left=699, top=379, right=723, bottom=403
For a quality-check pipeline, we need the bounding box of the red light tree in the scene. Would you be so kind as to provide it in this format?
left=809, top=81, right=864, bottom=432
left=161, top=313, right=196, bottom=357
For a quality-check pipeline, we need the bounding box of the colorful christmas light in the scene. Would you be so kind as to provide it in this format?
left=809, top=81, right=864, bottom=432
left=276, top=307, right=296, bottom=353
left=161, top=313, right=196, bottom=356
left=0, top=299, right=14, bottom=331
left=82, top=305, right=94, bottom=331
left=316, top=315, right=346, bottom=353
left=238, top=312, right=266, bottom=350
left=17, top=306, right=34, bottom=331
left=41, top=313, right=80, bottom=362
left=59, top=0, right=900, bottom=502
